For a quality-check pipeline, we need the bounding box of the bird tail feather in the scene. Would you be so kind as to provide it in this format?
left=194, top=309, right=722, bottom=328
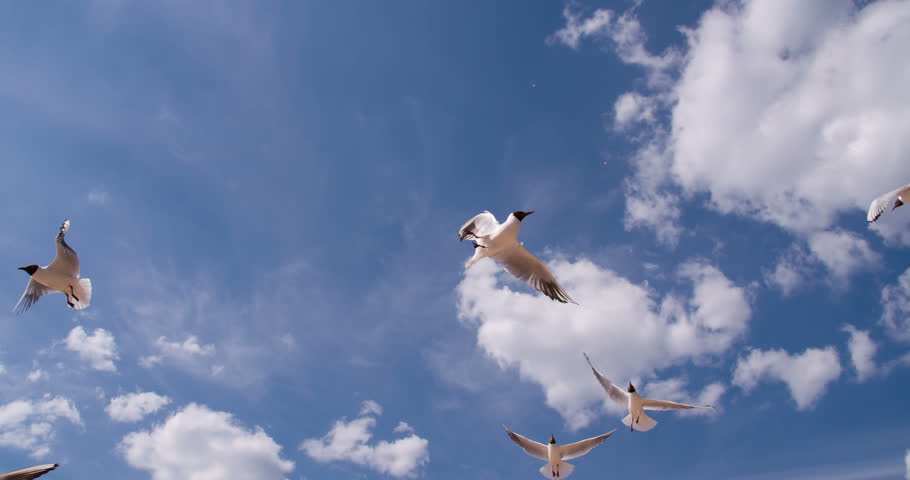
left=622, top=412, right=658, bottom=432
left=73, top=278, right=92, bottom=309
left=539, top=461, right=574, bottom=479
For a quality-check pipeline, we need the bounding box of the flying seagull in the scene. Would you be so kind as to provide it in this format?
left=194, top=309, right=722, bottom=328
left=0, top=463, right=58, bottom=480
left=459, top=210, right=575, bottom=303
left=583, top=353, right=713, bottom=432
left=504, top=426, right=614, bottom=479
left=14, top=220, right=92, bottom=313
left=867, top=183, right=910, bottom=222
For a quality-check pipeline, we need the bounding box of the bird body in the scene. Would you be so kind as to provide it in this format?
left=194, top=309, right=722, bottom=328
left=460, top=211, right=575, bottom=303
left=583, top=353, right=712, bottom=432
left=14, top=220, right=92, bottom=313
left=504, top=427, right=614, bottom=479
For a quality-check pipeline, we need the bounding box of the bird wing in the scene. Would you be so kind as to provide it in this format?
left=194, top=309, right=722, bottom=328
left=867, top=184, right=910, bottom=222
left=641, top=398, right=714, bottom=411
left=504, top=426, right=548, bottom=461
left=0, top=463, right=58, bottom=480
left=47, top=220, right=79, bottom=277
left=495, top=245, right=575, bottom=303
left=12, top=278, right=55, bottom=314
left=582, top=353, right=628, bottom=406
left=560, top=430, right=616, bottom=461
left=459, top=211, right=499, bottom=241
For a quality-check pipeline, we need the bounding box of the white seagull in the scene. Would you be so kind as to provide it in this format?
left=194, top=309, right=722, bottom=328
left=867, top=183, right=910, bottom=223
left=583, top=353, right=713, bottom=432
left=14, top=220, right=92, bottom=313
left=0, top=463, right=58, bottom=480
left=459, top=210, right=575, bottom=303
left=504, top=426, right=614, bottom=479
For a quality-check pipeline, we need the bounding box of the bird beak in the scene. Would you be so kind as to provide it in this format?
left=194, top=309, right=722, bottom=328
left=17, top=267, right=26, bottom=271
left=526, top=211, right=535, bottom=216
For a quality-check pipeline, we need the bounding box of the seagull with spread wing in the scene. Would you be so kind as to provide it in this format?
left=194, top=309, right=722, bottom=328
left=504, top=426, right=614, bottom=479
left=583, top=353, right=713, bottom=432
left=14, top=220, right=92, bottom=313
left=0, top=463, right=58, bottom=480
left=867, top=183, right=910, bottom=222
left=459, top=210, right=575, bottom=303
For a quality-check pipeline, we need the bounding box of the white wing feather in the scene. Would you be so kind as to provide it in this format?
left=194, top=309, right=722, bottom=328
left=47, top=220, right=79, bottom=277
left=0, top=463, right=59, bottom=480
left=582, top=353, right=628, bottom=406
left=459, top=211, right=500, bottom=241
left=495, top=245, right=575, bottom=303
left=12, top=278, right=56, bottom=314
left=641, top=398, right=713, bottom=411
left=867, top=184, right=910, bottom=223
left=504, top=427, right=548, bottom=461
left=560, top=430, right=615, bottom=460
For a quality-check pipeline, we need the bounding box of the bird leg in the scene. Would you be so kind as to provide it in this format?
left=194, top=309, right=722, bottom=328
left=69, top=285, right=80, bottom=302
left=472, top=242, right=486, bottom=249
left=66, top=294, right=75, bottom=308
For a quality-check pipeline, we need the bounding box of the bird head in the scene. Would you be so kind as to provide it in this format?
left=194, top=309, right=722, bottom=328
left=549, top=434, right=556, bottom=444
left=627, top=382, right=636, bottom=393
left=893, top=198, right=904, bottom=211
left=512, top=211, right=535, bottom=221
left=18, top=265, right=38, bottom=276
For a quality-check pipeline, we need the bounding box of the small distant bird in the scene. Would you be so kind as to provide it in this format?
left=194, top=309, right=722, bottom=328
left=459, top=211, right=575, bottom=303
left=583, top=353, right=713, bottom=432
left=867, top=183, right=910, bottom=222
left=504, top=426, right=614, bottom=479
left=0, top=463, right=58, bottom=480
left=14, top=220, right=92, bottom=313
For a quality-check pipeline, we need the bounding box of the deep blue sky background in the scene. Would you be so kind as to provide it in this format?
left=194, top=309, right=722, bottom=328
left=0, top=1, right=907, bottom=479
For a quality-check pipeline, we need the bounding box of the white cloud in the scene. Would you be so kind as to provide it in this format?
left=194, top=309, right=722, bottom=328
left=559, top=1, right=910, bottom=248
left=806, top=230, right=880, bottom=284
left=456, top=257, right=749, bottom=428
left=301, top=400, right=429, bottom=478
left=393, top=422, right=414, bottom=435
left=881, top=267, right=910, bottom=342
left=26, top=369, right=47, bottom=382
left=65, top=326, right=118, bottom=371
left=106, top=392, right=172, bottom=423
left=0, top=395, right=81, bottom=458
left=733, top=346, right=842, bottom=410
left=842, top=325, right=877, bottom=381
left=139, top=335, right=215, bottom=368
left=763, top=245, right=812, bottom=295
left=613, top=91, right=657, bottom=130
left=120, top=403, right=293, bottom=480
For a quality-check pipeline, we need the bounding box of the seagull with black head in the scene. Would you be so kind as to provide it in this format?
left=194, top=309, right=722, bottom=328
left=13, top=220, right=92, bottom=313
left=504, top=426, right=614, bottom=479
left=459, top=210, right=575, bottom=303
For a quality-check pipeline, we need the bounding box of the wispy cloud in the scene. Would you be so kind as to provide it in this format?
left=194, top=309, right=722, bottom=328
left=733, top=346, right=842, bottom=409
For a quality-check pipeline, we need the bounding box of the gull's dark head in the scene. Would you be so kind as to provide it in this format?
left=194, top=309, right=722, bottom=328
left=18, top=265, right=38, bottom=276
left=627, top=382, right=636, bottom=393
left=549, top=434, right=556, bottom=444
left=512, top=211, right=535, bottom=221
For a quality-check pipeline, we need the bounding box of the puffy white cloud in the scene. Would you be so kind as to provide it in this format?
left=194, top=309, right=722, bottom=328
left=806, top=230, right=879, bottom=284
left=301, top=401, right=429, bottom=478
left=456, top=257, right=749, bottom=428
left=0, top=395, right=81, bottom=458
left=139, top=335, right=215, bottom=368
left=733, top=346, right=842, bottom=409
left=120, top=403, right=293, bottom=480
left=393, top=422, right=414, bottom=434
left=26, top=369, right=47, bottom=382
left=106, top=392, right=172, bottom=423
left=65, top=326, right=118, bottom=371
left=557, top=1, right=910, bottom=248
left=842, top=325, right=877, bottom=381
left=881, top=267, right=910, bottom=342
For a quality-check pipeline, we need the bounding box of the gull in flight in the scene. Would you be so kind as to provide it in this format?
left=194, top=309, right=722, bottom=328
left=504, top=426, right=614, bottom=479
left=0, top=463, right=58, bottom=480
left=14, top=220, right=92, bottom=313
left=459, top=210, right=575, bottom=303
left=583, top=353, right=713, bottom=432
left=867, top=183, right=910, bottom=222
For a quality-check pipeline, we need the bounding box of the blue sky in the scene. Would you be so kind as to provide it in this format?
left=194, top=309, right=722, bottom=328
left=0, top=0, right=908, bottom=478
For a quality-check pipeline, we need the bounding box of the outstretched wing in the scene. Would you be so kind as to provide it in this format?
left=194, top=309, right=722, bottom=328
left=0, top=463, right=59, bottom=480
left=459, top=211, right=499, bottom=241
left=560, top=430, right=615, bottom=460
left=867, top=184, right=910, bottom=222
left=13, top=278, right=55, bottom=314
left=582, top=353, right=628, bottom=406
left=47, top=220, right=79, bottom=277
left=641, top=398, right=714, bottom=411
left=495, top=245, right=575, bottom=303
left=504, top=426, right=548, bottom=461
